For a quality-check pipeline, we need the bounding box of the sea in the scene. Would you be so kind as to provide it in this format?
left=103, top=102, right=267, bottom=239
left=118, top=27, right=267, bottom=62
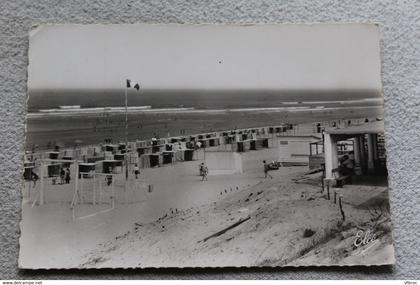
left=26, top=89, right=384, bottom=150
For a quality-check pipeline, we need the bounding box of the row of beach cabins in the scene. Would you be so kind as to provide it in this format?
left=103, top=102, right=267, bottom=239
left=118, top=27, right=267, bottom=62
left=24, top=124, right=296, bottom=181
left=24, top=117, right=373, bottom=182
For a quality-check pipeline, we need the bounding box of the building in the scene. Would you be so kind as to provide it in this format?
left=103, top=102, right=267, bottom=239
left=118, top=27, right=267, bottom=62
left=323, top=120, right=387, bottom=182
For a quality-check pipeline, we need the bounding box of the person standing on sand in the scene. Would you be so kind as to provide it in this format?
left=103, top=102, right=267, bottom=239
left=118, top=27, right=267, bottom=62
left=60, top=167, right=65, bottom=184
left=31, top=171, right=39, bottom=187
left=263, top=160, right=273, bottom=179
left=202, top=165, right=208, bottom=181
left=133, top=163, right=140, bottom=179
left=199, top=162, right=208, bottom=181
left=339, top=155, right=354, bottom=176
left=65, top=167, right=71, bottom=184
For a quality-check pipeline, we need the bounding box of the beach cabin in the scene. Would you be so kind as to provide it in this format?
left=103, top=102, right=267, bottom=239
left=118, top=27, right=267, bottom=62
left=189, top=135, right=197, bottom=142
left=323, top=120, right=387, bottom=186
left=139, top=153, right=161, bottom=168
left=220, top=133, right=236, bottom=145
left=277, top=135, right=322, bottom=166
left=269, top=125, right=289, bottom=135
left=165, top=143, right=173, bottom=151
left=78, top=163, right=96, bottom=178
left=62, top=149, right=75, bottom=158
left=256, top=138, right=270, bottom=149
left=183, top=149, right=194, bottom=161
left=198, top=135, right=219, bottom=148
left=118, top=143, right=127, bottom=153
left=137, top=145, right=153, bottom=156
left=114, top=153, right=125, bottom=161
left=46, top=164, right=61, bottom=181
left=146, top=153, right=161, bottom=168
left=104, top=151, right=114, bottom=160
left=234, top=136, right=269, bottom=153
left=148, top=138, right=166, bottom=153
left=60, top=156, right=73, bottom=167
left=62, top=155, right=73, bottom=161
left=104, top=144, right=118, bottom=153
left=162, top=151, right=175, bottom=164
left=185, top=141, right=195, bottom=150
left=46, top=151, right=59, bottom=160
left=152, top=144, right=164, bottom=153
left=101, top=160, right=123, bottom=173
left=136, top=140, right=148, bottom=148
left=309, top=141, right=325, bottom=169
left=135, top=140, right=152, bottom=156
left=169, top=137, right=182, bottom=143
left=208, top=136, right=219, bottom=147
left=85, top=155, right=105, bottom=163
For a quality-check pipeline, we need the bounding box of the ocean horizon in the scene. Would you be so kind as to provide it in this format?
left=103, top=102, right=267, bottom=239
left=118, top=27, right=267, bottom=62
left=27, top=89, right=382, bottom=112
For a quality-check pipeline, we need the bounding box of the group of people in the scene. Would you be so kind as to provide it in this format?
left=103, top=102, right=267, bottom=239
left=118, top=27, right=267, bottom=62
left=59, top=167, right=71, bottom=184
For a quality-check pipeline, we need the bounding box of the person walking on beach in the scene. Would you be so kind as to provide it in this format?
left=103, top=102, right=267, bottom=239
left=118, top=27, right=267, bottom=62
left=31, top=171, right=39, bottom=187
left=263, top=160, right=273, bottom=179
left=60, top=167, right=65, bottom=184
left=65, top=167, right=71, bottom=184
left=133, top=163, right=140, bottom=179
left=199, top=162, right=208, bottom=181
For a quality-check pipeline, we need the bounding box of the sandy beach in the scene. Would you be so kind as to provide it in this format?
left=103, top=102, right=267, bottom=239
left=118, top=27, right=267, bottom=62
left=19, top=145, right=393, bottom=268
left=25, top=105, right=383, bottom=150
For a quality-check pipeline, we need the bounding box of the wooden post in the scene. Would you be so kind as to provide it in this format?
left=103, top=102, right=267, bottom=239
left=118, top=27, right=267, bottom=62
left=353, top=136, right=362, bottom=175
left=327, top=183, right=330, bottom=200
left=40, top=162, right=45, bottom=205
left=339, top=196, right=345, bottom=221
left=367, top=134, right=375, bottom=173
left=93, top=175, right=96, bottom=205
left=125, top=178, right=129, bottom=205
left=111, top=178, right=115, bottom=209
left=99, top=178, right=103, bottom=205
left=334, top=191, right=337, bottom=204
left=75, top=162, right=80, bottom=204
left=28, top=168, right=32, bottom=199
left=80, top=173, right=84, bottom=204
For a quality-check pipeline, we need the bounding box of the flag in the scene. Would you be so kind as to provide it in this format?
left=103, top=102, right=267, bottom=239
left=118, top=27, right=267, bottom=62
left=126, top=79, right=140, bottom=91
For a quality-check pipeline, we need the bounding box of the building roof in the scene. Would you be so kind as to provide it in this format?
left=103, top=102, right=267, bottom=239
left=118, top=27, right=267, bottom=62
left=277, top=135, right=322, bottom=140
left=325, top=120, right=384, bottom=135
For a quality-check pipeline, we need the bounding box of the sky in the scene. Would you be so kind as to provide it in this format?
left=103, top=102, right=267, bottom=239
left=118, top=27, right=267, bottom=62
left=28, top=23, right=382, bottom=94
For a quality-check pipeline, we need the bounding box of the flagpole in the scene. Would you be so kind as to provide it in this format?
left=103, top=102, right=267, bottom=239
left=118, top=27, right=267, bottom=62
left=124, top=83, right=128, bottom=195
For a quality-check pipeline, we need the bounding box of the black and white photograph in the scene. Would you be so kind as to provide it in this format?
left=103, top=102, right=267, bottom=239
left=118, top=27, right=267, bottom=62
left=20, top=23, right=395, bottom=268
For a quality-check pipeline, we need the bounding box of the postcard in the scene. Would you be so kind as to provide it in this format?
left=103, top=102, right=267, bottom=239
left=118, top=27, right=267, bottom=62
left=20, top=23, right=394, bottom=268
